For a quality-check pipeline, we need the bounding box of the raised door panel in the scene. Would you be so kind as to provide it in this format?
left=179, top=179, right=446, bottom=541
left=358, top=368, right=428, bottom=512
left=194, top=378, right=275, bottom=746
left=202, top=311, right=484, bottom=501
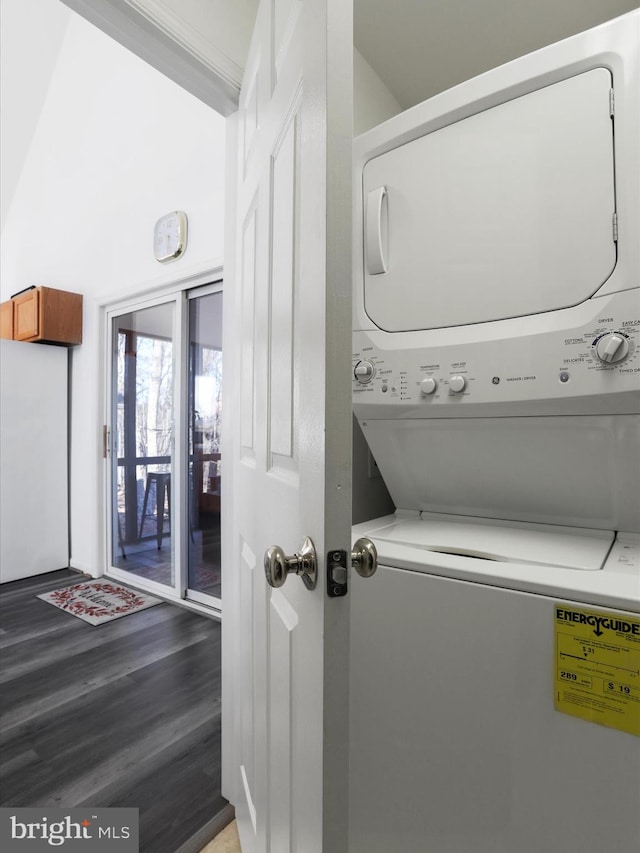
left=13, top=290, right=40, bottom=341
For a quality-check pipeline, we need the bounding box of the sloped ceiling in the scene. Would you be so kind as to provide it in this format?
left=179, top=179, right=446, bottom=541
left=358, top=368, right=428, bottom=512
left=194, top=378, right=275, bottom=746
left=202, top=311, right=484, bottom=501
left=354, top=0, right=640, bottom=110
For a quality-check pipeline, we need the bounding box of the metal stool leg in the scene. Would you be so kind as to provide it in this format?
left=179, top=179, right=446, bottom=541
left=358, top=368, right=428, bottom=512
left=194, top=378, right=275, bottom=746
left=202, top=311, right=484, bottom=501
left=139, top=477, right=152, bottom=540
left=117, top=512, right=127, bottom=559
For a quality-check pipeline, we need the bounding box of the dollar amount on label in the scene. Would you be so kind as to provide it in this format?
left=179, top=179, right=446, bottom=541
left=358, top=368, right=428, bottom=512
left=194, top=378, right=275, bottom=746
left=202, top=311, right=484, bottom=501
left=606, top=681, right=638, bottom=700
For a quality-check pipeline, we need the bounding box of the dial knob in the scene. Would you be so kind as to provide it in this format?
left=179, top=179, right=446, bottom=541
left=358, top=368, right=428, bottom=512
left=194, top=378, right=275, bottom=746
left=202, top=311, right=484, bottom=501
left=595, top=332, right=629, bottom=364
left=354, top=360, right=375, bottom=384
left=420, top=377, right=438, bottom=396
left=449, top=374, right=467, bottom=394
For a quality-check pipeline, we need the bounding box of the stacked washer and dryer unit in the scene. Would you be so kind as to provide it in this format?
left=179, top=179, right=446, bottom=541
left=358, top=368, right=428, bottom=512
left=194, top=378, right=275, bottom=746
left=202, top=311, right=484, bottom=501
left=350, top=11, right=639, bottom=853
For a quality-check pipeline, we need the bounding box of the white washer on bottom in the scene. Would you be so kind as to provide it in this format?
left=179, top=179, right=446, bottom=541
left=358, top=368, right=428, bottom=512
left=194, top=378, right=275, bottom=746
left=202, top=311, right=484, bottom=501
left=348, top=513, right=640, bottom=853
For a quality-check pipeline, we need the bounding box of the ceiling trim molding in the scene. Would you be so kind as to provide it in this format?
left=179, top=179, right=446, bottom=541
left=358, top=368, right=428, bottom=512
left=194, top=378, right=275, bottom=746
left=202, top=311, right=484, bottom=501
left=60, top=0, right=244, bottom=115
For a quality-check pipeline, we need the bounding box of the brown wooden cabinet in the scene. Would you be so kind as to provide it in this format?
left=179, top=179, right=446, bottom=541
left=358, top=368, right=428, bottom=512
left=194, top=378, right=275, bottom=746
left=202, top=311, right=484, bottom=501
left=6, top=287, right=82, bottom=345
left=0, top=301, right=13, bottom=340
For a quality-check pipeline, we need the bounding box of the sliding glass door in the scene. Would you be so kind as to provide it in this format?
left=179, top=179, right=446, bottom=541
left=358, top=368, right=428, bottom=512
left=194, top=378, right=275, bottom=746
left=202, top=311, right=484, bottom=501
left=186, top=289, right=222, bottom=603
left=107, top=282, right=222, bottom=610
left=111, top=302, right=175, bottom=587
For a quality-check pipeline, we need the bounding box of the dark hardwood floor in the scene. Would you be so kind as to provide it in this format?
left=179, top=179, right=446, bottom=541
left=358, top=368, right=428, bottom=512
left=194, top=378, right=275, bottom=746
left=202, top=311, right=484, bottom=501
left=0, top=569, right=232, bottom=853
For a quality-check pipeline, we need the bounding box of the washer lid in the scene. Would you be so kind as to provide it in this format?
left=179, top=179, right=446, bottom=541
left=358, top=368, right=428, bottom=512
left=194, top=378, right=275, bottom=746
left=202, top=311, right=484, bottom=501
left=365, top=514, right=615, bottom=571
left=362, top=68, right=616, bottom=332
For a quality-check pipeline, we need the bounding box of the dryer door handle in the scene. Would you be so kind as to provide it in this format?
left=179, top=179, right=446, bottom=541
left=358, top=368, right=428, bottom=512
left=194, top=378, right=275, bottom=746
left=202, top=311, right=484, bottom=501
left=365, top=186, right=388, bottom=275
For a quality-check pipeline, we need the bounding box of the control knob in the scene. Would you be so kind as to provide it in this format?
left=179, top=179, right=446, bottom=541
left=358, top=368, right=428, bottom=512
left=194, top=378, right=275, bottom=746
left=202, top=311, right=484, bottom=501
left=449, top=375, right=467, bottom=394
left=354, top=359, right=375, bottom=384
left=420, top=377, right=438, bottom=396
left=594, top=332, right=629, bottom=364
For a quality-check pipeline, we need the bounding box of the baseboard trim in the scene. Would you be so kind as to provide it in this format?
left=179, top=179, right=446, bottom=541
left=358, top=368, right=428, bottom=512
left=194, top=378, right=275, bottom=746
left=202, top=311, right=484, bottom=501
left=174, top=803, right=235, bottom=853
left=69, top=559, right=100, bottom=577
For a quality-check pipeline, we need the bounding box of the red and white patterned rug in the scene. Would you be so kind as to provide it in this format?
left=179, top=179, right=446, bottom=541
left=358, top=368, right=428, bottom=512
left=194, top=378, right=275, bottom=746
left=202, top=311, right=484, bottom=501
left=37, top=581, right=162, bottom=626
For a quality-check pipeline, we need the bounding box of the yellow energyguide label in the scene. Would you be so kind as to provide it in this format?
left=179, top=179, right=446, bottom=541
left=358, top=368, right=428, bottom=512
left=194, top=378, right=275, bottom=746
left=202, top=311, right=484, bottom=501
left=555, top=606, right=640, bottom=736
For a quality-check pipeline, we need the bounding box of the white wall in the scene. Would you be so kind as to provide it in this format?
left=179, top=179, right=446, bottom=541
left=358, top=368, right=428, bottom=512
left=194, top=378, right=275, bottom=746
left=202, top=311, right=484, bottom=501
left=1, top=10, right=226, bottom=576
left=0, top=0, right=71, bottom=231
left=353, top=48, right=402, bottom=136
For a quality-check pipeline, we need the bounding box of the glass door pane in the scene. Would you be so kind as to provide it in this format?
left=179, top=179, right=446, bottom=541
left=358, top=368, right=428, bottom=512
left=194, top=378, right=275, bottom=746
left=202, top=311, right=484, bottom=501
left=111, top=302, right=175, bottom=587
left=187, top=290, right=222, bottom=601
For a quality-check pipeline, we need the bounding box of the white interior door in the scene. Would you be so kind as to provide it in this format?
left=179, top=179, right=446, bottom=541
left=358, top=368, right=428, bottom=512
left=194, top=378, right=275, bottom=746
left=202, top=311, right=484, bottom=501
left=222, top=1, right=353, bottom=851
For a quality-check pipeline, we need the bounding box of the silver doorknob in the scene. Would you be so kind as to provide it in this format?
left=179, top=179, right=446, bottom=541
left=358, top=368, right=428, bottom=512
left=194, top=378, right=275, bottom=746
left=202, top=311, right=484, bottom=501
left=351, top=537, right=378, bottom=578
left=264, top=536, right=318, bottom=590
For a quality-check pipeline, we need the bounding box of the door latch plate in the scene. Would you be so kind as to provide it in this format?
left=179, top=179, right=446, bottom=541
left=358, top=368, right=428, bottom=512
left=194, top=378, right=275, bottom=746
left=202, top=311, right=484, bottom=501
left=327, top=550, right=348, bottom=597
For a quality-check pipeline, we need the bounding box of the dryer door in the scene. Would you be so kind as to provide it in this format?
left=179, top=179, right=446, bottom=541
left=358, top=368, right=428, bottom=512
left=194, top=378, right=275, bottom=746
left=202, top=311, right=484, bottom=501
left=362, top=68, right=616, bottom=332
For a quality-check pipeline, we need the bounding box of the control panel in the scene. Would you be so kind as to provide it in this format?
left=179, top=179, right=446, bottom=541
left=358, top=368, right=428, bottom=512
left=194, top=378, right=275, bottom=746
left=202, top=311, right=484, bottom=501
left=353, top=291, right=640, bottom=414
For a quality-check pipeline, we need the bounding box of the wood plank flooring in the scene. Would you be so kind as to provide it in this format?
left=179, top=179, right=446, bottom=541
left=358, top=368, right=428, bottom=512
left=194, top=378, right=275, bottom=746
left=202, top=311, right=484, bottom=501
left=113, top=517, right=222, bottom=599
left=0, top=569, right=231, bottom=853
